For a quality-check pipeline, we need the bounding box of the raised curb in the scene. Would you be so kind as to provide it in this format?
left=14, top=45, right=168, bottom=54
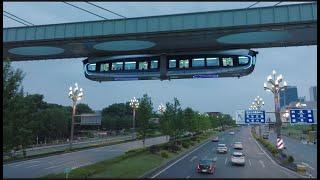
left=251, top=131, right=312, bottom=178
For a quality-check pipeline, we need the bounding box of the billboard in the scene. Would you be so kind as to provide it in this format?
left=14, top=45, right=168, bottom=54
left=235, top=110, right=245, bottom=124
left=80, top=114, right=101, bottom=125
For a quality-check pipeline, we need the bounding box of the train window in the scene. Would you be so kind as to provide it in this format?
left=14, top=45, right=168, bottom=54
left=112, top=62, right=123, bottom=70
left=179, top=59, right=189, bottom=68
left=222, top=57, right=233, bottom=66
left=206, top=58, right=219, bottom=66
left=192, top=58, right=205, bottom=67
left=100, top=63, right=109, bottom=72
left=124, top=62, right=136, bottom=70
left=169, top=59, right=176, bottom=68
left=238, top=56, right=249, bottom=65
left=151, top=60, right=158, bottom=69
left=139, top=61, right=148, bottom=70
left=88, top=63, right=96, bottom=71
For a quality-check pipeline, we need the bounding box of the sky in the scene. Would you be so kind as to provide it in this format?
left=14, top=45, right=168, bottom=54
left=3, top=2, right=317, bottom=118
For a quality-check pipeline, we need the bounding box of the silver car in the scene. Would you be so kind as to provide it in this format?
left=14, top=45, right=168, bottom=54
left=216, top=144, right=228, bottom=153
left=234, top=142, right=243, bottom=150
left=231, top=152, right=245, bottom=166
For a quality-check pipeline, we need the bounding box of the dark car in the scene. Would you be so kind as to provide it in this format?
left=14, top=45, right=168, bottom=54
left=262, top=133, right=269, bottom=139
left=196, top=159, right=216, bottom=174
left=212, top=136, right=219, bottom=142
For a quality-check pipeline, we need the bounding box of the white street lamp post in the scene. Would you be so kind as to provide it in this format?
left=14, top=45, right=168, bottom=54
left=251, top=96, right=265, bottom=137
left=158, top=103, right=166, bottom=113
left=158, top=103, right=167, bottom=140
left=130, top=97, right=139, bottom=140
left=264, top=70, right=287, bottom=140
left=68, top=83, right=83, bottom=150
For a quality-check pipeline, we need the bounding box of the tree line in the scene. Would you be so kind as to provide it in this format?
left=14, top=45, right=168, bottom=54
left=3, top=59, right=235, bottom=152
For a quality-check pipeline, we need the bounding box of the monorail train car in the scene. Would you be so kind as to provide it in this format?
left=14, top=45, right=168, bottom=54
left=83, top=49, right=258, bottom=82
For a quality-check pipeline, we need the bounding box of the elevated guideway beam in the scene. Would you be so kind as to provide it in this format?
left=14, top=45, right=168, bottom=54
left=3, top=3, right=317, bottom=61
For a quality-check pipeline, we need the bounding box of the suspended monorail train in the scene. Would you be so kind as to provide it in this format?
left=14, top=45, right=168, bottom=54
left=83, top=49, right=258, bottom=82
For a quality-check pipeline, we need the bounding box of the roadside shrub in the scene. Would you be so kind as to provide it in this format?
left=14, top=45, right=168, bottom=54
left=157, top=143, right=169, bottom=150
left=160, top=151, right=169, bottom=158
left=169, top=145, right=181, bottom=153
left=125, top=147, right=146, bottom=156
left=191, top=137, right=197, bottom=141
left=182, top=142, right=190, bottom=148
left=287, top=156, right=294, bottom=163
left=189, top=141, right=195, bottom=146
left=149, top=145, right=160, bottom=154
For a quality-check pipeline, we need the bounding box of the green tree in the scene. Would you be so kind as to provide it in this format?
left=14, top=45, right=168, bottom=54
left=75, top=103, right=94, bottom=115
left=164, top=97, right=184, bottom=144
left=3, top=59, right=26, bottom=151
left=159, top=109, right=170, bottom=141
left=136, top=94, right=153, bottom=146
left=101, top=102, right=132, bottom=131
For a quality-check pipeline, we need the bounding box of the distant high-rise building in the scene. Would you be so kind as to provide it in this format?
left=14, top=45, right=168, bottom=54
left=309, top=86, right=317, bottom=101
left=280, top=86, right=298, bottom=108
left=298, top=96, right=306, bottom=102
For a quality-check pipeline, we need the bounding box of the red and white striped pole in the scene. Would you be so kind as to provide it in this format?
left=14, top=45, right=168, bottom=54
left=277, top=137, right=285, bottom=149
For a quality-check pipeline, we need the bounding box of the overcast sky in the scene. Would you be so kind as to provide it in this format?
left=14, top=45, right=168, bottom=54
left=4, top=2, right=317, bottom=118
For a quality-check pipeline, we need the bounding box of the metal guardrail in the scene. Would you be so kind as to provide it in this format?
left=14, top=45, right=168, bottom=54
left=5, top=135, right=132, bottom=158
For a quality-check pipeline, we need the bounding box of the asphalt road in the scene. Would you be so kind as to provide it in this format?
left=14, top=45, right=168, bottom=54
left=267, top=130, right=317, bottom=178
left=13, top=135, right=132, bottom=157
left=3, top=136, right=167, bottom=178
left=150, top=126, right=303, bottom=178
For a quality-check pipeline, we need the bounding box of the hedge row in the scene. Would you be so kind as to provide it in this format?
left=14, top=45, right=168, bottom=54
left=147, top=132, right=211, bottom=155
left=252, top=130, right=294, bottom=165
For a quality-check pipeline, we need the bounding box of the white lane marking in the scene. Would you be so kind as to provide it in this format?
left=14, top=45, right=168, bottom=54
left=259, top=160, right=265, bottom=168
left=45, top=164, right=65, bottom=169
left=225, top=157, right=228, bottom=165
left=190, top=156, right=197, bottom=162
left=11, top=160, right=40, bottom=167
left=248, top=159, right=252, bottom=167
left=27, top=164, right=41, bottom=168
left=151, top=140, right=210, bottom=178
left=186, top=176, right=190, bottom=179
left=250, top=130, right=306, bottom=178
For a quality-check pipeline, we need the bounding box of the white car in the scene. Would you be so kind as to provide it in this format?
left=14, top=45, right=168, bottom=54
left=231, top=152, right=245, bottom=166
left=229, top=131, right=235, bottom=135
left=234, top=142, right=243, bottom=150
left=216, top=144, right=228, bottom=153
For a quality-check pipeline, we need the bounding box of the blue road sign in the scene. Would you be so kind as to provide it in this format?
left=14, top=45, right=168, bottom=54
left=245, top=110, right=265, bottom=124
left=289, top=109, right=314, bottom=124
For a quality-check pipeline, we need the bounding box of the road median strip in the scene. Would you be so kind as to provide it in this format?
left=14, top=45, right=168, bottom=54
left=250, top=130, right=310, bottom=178
left=43, top=131, right=217, bottom=178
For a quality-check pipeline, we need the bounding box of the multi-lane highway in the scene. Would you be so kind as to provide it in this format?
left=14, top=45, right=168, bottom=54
left=3, top=136, right=167, bottom=178
left=149, top=126, right=303, bottom=178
